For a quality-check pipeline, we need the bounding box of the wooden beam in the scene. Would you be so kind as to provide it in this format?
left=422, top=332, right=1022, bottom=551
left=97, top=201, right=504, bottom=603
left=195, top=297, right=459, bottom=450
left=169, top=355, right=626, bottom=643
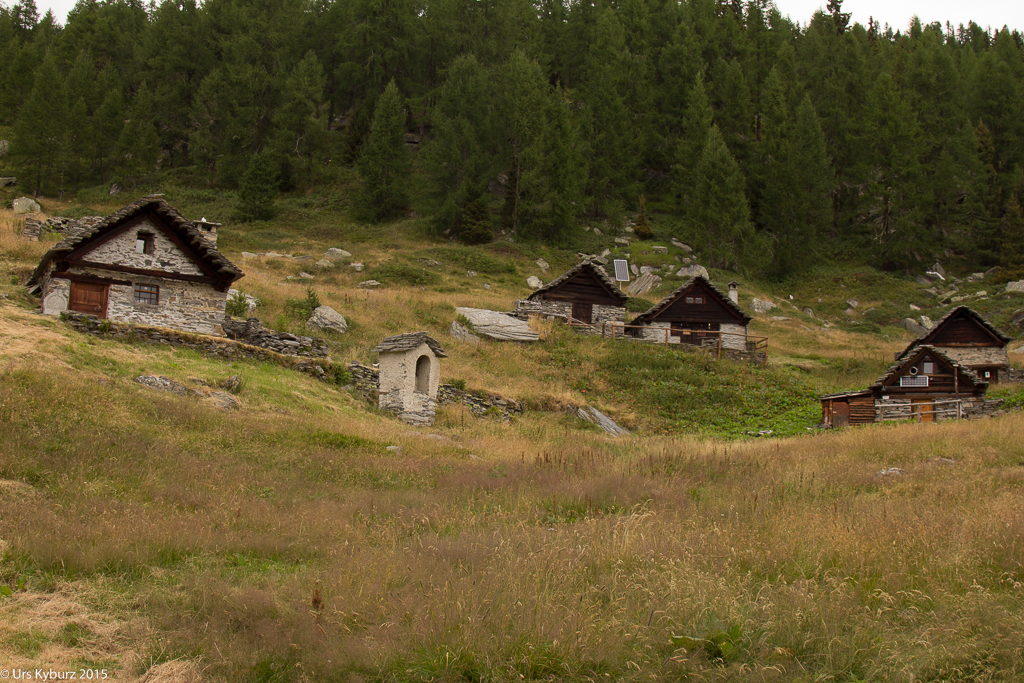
left=66, top=259, right=220, bottom=285
left=51, top=272, right=132, bottom=287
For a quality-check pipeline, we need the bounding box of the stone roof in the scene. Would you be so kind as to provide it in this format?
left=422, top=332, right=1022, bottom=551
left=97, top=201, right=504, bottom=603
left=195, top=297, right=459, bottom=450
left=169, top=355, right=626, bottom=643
left=527, top=259, right=627, bottom=302
left=27, top=195, right=243, bottom=288
left=897, top=305, right=1012, bottom=360
left=631, top=275, right=752, bottom=325
left=373, top=332, right=448, bottom=358
left=871, top=344, right=984, bottom=391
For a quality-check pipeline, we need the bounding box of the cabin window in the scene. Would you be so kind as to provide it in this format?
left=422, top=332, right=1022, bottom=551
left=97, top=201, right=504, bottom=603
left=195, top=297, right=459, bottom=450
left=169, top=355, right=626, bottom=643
left=923, top=361, right=934, bottom=375
left=684, top=296, right=705, bottom=305
left=981, top=369, right=992, bottom=379
left=685, top=296, right=693, bottom=304
left=900, top=375, right=929, bottom=388
left=135, top=233, right=155, bottom=255
left=134, top=283, right=159, bottom=305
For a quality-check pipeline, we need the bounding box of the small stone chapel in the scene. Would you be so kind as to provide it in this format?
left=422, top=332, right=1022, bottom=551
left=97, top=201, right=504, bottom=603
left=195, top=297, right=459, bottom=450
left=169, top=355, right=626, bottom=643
left=373, top=332, right=447, bottom=426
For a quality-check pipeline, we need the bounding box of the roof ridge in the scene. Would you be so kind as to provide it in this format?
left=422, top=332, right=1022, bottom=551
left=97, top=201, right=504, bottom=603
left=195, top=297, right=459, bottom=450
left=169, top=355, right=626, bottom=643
left=631, top=275, right=751, bottom=325
left=527, top=258, right=627, bottom=302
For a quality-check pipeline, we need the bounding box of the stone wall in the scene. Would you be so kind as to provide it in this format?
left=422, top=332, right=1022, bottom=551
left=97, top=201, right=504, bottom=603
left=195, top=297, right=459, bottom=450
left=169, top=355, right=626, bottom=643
left=222, top=317, right=329, bottom=357
left=514, top=300, right=625, bottom=324
left=23, top=215, right=102, bottom=241
left=86, top=217, right=204, bottom=275
left=40, top=265, right=229, bottom=336
left=875, top=396, right=1004, bottom=421
left=346, top=361, right=524, bottom=421
left=60, top=311, right=335, bottom=382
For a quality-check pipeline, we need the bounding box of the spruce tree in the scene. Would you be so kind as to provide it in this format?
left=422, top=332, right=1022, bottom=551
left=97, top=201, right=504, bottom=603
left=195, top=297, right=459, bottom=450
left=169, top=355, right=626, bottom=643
left=634, top=195, right=654, bottom=240
left=357, top=79, right=411, bottom=222
left=12, top=52, right=65, bottom=195
left=672, top=73, right=714, bottom=214
left=236, top=152, right=279, bottom=222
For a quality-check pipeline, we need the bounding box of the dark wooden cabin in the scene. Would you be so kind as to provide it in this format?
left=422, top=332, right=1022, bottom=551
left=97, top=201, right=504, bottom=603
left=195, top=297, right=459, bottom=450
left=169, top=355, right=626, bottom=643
left=897, top=306, right=1011, bottom=382
left=521, top=260, right=627, bottom=324
left=629, top=275, right=752, bottom=348
left=820, top=345, right=989, bottom=426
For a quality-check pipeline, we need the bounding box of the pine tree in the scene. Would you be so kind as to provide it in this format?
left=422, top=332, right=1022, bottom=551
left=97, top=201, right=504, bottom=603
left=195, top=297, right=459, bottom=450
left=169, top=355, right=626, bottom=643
left=499, top=50, right=549, bottom=234
left=356, top=79, right=411, bottom=222
left=673, top=72, right=714, bottom=214
left=115, top=84, right=160, bottom=188
left=274, top=51, right=330, bottom=187
left=634, top=195, right=654, bottom=240
left=236, top=152, right=279, bottom=221
left=12, top=52, right=65, bottom=195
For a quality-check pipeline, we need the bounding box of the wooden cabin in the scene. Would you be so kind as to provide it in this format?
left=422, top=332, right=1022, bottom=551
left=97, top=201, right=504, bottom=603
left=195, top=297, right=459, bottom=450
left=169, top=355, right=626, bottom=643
left=897, top=306, right=1011, bottom=382
left=629, top=275, right=752, bottom=351
left=515, top=260, right=627, bottom=325
left=820, top=345, right=993, bottom=426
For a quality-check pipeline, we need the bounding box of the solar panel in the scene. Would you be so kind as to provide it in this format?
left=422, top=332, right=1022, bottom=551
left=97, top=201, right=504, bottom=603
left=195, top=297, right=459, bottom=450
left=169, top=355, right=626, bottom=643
left=613, top=259, right=630, bottom=282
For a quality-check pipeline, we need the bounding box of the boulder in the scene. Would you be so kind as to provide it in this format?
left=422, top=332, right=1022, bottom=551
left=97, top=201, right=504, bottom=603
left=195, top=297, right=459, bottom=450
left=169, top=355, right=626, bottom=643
left=455, top=307, right=540, bottom=341
left=325, top=247, right=351, bottom=260
left=1005, top=280, right=1024, bottom=293
left=12, top=196, right=40, bottom=214
left=676, top=264, right=709, bottom=280
left=350, top=262, right=364, bottom=272
left=771, top=316, right=791, bottom=322
left=600, top=249, right=611, bottom=258
left=527, top=276, right=543, bottom=289
left=914, top=274, right=932, bottom=286
left=208, top=391, right=240, bottom=411
left=0, top=177, right=15, bottom=187
left=967, top=272, right=986, bottom=282
left=750, top=298, right=777, bottom=314
left=920, top=316, right=934, bottom=329
left=298, top=272, right=314, bottom=279
left=931, top=262, right=946, bottom=278
left=639, top=266, right=654, bottom=274
left=357, top=279, right=381, bottom=289
left=909, top=303, right=921, bottom=311
left=535, top=258, right=549, bottom=272
left=802, top=307, right=815, bottom=318
left=307, top=305, right=348, bottom=334
left=577, top=406, right=630, bottom=436
left=630, top=264, right=639, bottom=275
left=241, top=251, right=260, bottom=259
left=593, top=227, right=602, bottom=236
left=1010, top=309, right=1024, bottom=331
left=624, top=272, right=661, bottom=297
left=670, top=239, right=693, bottom=253
left=900, top=318, right=927, bottom=335
left=614, top=237, right=630, bottom=246
left=847, top=298, right=859, bottom=309
left=315, top=259, right=334, bottom=268
left=449, top=321, right=480, bottom=345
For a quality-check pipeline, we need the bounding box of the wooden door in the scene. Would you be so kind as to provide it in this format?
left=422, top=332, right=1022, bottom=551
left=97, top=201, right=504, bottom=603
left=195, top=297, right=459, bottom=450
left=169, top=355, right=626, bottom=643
left=571, top=302, right=593, bottom=324
left=68, top=281, right=108, bottom=318
left=833, top=401, right=850, bottom=427
left=912, top=399, right=934, bottom=423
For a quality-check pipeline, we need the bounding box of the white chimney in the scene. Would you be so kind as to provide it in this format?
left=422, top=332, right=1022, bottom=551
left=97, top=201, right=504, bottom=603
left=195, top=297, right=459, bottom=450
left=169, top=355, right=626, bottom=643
left=728, top=281, right=739, bottom=304
left=193, top=218, right=221, bottom=247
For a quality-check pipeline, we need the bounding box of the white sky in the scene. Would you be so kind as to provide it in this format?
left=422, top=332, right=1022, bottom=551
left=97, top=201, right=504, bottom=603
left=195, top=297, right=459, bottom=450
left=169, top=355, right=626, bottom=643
left=30, top=0, right=1024, bottom=34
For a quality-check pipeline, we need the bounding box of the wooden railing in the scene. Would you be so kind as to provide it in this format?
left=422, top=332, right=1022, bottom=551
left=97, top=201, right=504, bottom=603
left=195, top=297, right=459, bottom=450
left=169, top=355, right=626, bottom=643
left=877, top=399, right=964, bottom=422
left=565, top=320, right=768, bottom=358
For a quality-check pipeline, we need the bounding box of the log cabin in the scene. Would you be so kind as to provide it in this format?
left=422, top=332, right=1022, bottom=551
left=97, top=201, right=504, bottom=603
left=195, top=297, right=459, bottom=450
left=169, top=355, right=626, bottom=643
left=514, top=259, right=627, bottom=325
left=896, top=306, right=1011, bottom=382
left=628, top=275, right=752, bottom=351
left=27, top=196, right=243, bottom=336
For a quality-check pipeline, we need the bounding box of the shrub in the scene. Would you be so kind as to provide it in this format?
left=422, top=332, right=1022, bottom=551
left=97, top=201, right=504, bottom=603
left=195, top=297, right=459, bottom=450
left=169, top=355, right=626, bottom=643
left=368, top=262, right=441, bottom=287
left=458, top=200, right=493, bottom=245
left=283, top=287, right=321, bottom=321
left=225, top=290, right=251, bottom=318
left=625, top=297, right=655, bottom=313
left=634, top=195, right=654, bottom=240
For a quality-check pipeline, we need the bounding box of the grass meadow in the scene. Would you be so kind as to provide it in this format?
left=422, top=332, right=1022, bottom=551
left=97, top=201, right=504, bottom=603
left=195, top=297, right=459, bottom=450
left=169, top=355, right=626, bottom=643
left=1, top=193, right=1024, bottom=680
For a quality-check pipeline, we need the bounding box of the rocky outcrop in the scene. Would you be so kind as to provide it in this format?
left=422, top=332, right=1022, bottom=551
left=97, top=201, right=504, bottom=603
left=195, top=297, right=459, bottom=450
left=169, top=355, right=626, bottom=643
left=576, top=406, right=630, bottom=436
left=750, top=298, right=777, bottom=314
left=900, top=318, right=928, bottom=335
left=624, top=272, right=661, bottom=297
left=13, top=197, right=40, bottom=214
left=676, top=264, right=709, bottom=280
left=449, top=321, right=480, bottom=344
left=307, top=305, right=348, bottom=334
left=455, top=307, right=540, bottom=341
left=1006, top=280, right=1024, bottom=293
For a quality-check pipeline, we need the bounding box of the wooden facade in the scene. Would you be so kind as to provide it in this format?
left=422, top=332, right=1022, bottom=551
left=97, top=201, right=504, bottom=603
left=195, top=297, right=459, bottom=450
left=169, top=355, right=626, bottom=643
left=629, top=276, right=751, bottom=341
left=897, top=306, right=1011, bottom=382
left=519, top=260, right=627, bottom=325
left=820, top=345, right=989, bottom=427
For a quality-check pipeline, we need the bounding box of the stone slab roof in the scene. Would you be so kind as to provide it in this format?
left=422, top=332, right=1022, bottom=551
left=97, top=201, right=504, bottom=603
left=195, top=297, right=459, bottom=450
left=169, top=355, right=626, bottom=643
left=871, top=344, right=984, bottom=391
left=527, top=259, right=628, bottom=303
left=631, top=275, right=752, bottom=325
left=897, top=305, right=1012, bottom=360
left=27, top=195, right=243, bottom=288
left=373, top=332, right=448, bottom=357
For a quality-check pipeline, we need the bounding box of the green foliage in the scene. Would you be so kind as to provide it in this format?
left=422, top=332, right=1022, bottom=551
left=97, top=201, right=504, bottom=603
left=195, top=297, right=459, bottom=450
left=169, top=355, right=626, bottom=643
left=458, top=198, right=493, bottom=245
left=225, top=290, right=252, bottom=318
left=357, top=80, right=411, bottom=222
left=625, top=297, right=654, bottom=313
left=426, top=245, right=517, bottom=276
left=634, top=195, right=654, bottom=240
left=448, top=378, right=467, bottom=391
left=368, top=261, right=441, bottom=287
left=235, top=152, right=278, bottom=222
left=283, top=287, right=320, bottom=321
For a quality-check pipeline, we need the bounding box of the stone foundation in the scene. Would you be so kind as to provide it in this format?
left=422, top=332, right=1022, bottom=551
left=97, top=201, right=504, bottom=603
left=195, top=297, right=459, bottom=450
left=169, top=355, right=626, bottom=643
left=223, top=317, right=329, bottom=357
left=513, top=300, right=626, bottom=325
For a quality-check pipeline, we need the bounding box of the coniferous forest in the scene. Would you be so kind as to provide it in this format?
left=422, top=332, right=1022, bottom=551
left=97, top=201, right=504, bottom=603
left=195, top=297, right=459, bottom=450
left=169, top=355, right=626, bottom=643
left=2, top=0, right=1024, bottom=280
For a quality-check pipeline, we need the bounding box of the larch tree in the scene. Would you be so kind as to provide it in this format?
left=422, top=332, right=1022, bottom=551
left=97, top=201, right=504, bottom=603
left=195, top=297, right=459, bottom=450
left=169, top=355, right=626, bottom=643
left=357, top=79, right=411, bottom=222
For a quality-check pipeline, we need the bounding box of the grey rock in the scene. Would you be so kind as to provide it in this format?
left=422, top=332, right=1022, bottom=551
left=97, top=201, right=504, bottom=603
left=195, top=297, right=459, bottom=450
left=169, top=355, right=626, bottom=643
left=624, top=272, right=661, bottom=297
left=136, top=375, right=188, bottom=395
left=593, top=227, right=602, bottom=236
left=1010, top=309, right=1024, bottom=331
left=931, top=262, right=946, bottom=278
left=920, top=315, right=934, bottom=329
left=914, top=274, right=932, bottom=285
left=670, top=239, right=693, bottom=253
left=386, top=445, right=401, bottom=453
left=909, top=303, right=921, bottom=311
left=325, top=247, right=352, bottom=259
left=449, top=321, right=480, bottom=345
left=1005, top=280, right=1024, bottom=293
left=298, top=272, right=314, bottom=279
left=676, top=264, right=709, bottom=280
left=484, top=283, right=490, bottom=290
left=986, top=266, right=1001, bottom=277
left=771, top=316, right=791, bottom=321
left=294, top=255, right=314, bottom=261
left=466, top=270, right=477, bottom=277
left=577, top=406, right=630, bottom=436
left=535, top=258, right=550, bottom=272
left=307, top=305, right=348, bottom=334
left=350, top=262, right=364, bottom=272
left=265, top=252, right=288, bottom=258
left=527, top=276, right=543, bottom=289
left=0, top=177, right=15, bottom=187
left=109, top=183, right=122, bottom=197
left=12, top=197, right=40, bottom=214
left=600, top=249, right=611, bottom=258
left=652, top=246, right=668, bottom=254
left=0, top=139, right=7, bottom=156
left=241, top=251, right=260, bottom=259
left=901, top=318, right=928, bottom=335
left=844, top=307, right=857, bottom=316
left=630, top=264, right=639, bottom=276
left=925, top=270, right=945, bottom=282
left=640, top=266, right=654, bottom=274
left=614, top=237, right=631, bottom=246
left=847, top=298, right=859, bottom=309
left=455, top=307, right=539, bottom=341
left=877, top=467, right=904, bottom=477
left=208, top=391, right=240, bottom=411
left=220, top=375, right=242, bottom=393
left=357, top=279, right=381, bottom=289
left=924, top=287, right=939, bottom=297
left=802, top=307, right=815, bottom=318
left=967, top=272, right=986, bottom=282
left=315, top=259, right=334, bottom=268
left=750, top=298, right=777, bottom=314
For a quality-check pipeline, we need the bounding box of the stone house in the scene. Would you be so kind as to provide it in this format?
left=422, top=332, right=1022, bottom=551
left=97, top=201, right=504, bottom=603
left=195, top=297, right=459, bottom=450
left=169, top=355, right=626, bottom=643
left=896, top=306, right=1012, bottom=382
left=374, top=332, right=447, bottom=426
left=26, top=195, right=243, bottom=336
left=820, top=344, right=995, bottom=427
left=628, top=275, right=752, bottom=351
left=515, top=259, right=628, bottom=325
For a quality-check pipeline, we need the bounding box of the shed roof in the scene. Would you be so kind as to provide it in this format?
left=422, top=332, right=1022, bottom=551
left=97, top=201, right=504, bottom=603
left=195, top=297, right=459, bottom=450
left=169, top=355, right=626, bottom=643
left=897, top=305, right=1011, bottom=360
left=373, top=332, right=448, bottom=358
left=631, top=275, right=752, bottom=326
left=527, top=259, right=627, bottom=303
left=27, top=195, right=243, bottom=288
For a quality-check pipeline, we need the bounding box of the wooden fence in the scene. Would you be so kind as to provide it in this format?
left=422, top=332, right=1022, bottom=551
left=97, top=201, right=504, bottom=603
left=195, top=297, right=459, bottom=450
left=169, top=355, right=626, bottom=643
left=877, top=399, right=965, bottom=422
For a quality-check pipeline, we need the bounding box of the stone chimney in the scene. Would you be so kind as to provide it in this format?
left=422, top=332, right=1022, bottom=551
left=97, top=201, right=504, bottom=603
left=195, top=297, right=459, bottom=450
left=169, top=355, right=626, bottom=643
left=728, top=281, right=739, bottom=304
left=193, top=217, right=221, bottom=246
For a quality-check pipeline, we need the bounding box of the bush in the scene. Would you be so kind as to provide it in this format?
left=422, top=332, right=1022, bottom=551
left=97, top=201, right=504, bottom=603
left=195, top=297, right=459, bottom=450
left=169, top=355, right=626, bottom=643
left=368, top=262, right=441, bottom=287
left=283, top=287, right=321, bottom=321
left=458, top=199, right=493, bottom=245
left=634, top=195, right=654, bottom=240
left=225, top=290, right=252, bottom=318
left=626, top=297, right=655, bottom=313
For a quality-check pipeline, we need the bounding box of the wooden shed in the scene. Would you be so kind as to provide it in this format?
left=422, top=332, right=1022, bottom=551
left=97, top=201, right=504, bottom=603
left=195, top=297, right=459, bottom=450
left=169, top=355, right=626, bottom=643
left=515, top=259, right=627, bottom=325
left=628, top=275, right=753, bottom=351
left=820, top=345, right=992, bottom=426
left=897, top=306, right=1011, bottom=382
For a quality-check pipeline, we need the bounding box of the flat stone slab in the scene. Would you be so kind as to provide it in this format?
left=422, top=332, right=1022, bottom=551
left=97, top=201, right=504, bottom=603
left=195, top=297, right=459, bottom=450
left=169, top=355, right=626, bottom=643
left=750, top=298, right=777, bottom=314
left=325, top=247, right=351, bottom=259
left=455, top=307, right=539, bottom=341
left=136, top=375, right=189, bottom=395
left=357, top=279, right=381, bottom=288
left=449, top=320, right=480, bottom=345
left=624, top=272, right=661, bottom=297
left=577, top=406, right=630, bottom=436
